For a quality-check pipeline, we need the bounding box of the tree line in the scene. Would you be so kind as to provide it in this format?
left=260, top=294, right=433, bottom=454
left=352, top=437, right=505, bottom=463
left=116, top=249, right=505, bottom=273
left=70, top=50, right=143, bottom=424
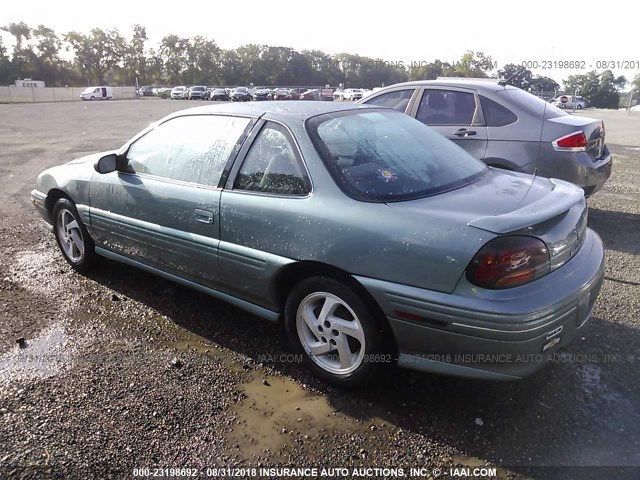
left=0, top=21, right=635, bottom=109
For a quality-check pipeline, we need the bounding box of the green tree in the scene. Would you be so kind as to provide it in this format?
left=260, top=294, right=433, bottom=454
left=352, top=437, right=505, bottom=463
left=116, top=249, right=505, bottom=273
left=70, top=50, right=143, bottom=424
left=498, top=64, right=532, bottom=89
left=0, top=37, right=10, bottom=84
left=218, top=49, right=247, bottom=85
left=65, top=28, right=127, bottom=84
left=124, top=24, right=148, bottom=84
left=182, top=35, right=220, bottom=84
left=633, top=73, right=640, bottom=93
left=1, top=21, right=31, bottom=54
left=301, top=49, right=341, bottom=85
left=1, top=21, right=32, bottom=81
left=530, top=75, right=559, bottom=94
left=32, top=25, right=61, bottom=61
left=159, top=34, right=190, bottom=83
left=449, top=51, right=495, bottom=77
left=408, top=59, right=450, bottom=81
left=564, top=70, right=626, bottom=108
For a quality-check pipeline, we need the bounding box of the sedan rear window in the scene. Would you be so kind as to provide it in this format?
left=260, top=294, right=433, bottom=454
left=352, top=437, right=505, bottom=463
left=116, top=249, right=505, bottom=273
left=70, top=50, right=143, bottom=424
left=497, top=88, right=567, bottom=117
left=479, top=96, right=518, bottom=126
left=306, top=109, right=487, bottom=202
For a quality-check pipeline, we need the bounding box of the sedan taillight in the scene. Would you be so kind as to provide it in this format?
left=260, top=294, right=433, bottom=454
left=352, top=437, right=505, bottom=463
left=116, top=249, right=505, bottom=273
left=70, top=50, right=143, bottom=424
left=552, top=131, right=588, bottom=152
left=466, top=236, right=550, bottom=289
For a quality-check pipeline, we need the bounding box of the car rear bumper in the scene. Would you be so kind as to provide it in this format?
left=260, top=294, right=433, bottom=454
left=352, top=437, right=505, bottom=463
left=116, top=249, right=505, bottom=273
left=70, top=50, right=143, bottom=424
left=356, top=228, right=605, bottom=380
left=537, top=146, right=612, bottom=196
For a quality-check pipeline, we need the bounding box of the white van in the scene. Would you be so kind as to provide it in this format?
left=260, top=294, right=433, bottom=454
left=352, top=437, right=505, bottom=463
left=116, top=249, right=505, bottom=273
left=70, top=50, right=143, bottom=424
left=80, top=86, right=113, bottom=101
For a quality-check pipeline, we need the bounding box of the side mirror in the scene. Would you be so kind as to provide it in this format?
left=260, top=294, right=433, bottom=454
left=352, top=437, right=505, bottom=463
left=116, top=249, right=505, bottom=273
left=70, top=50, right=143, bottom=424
left=94, top=153, right=118, bottom=174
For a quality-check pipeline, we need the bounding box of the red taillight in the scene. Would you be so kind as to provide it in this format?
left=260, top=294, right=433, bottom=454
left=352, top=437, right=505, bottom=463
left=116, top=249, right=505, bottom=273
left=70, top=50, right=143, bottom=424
left=552, top=131, right=587, bottom=151
left=466, top=236, right=550, bottom=289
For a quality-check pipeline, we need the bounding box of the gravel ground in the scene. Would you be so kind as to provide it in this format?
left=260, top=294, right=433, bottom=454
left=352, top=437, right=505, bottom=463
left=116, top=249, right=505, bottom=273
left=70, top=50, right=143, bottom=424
left=0, top=100, right=638, bottom=480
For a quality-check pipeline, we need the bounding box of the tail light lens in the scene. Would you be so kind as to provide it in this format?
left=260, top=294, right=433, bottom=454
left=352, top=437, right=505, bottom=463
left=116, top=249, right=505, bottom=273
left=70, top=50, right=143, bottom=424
left=466, top=236, right=550, bottom=289
left=552, top=131, right=587, bottom=152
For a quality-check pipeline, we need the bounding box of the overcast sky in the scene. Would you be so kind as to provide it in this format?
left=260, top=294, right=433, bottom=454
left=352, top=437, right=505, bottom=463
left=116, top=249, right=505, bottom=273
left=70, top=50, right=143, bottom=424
left=2, top=0, right=639, bottom=86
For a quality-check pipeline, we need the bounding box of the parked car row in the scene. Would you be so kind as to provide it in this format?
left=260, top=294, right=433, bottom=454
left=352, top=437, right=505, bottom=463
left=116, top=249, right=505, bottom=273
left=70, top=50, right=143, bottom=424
left=140, top=84, right=377, bottom=103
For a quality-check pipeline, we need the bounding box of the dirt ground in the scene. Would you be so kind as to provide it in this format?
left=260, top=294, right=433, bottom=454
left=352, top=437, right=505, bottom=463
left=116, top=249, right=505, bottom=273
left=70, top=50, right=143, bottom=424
left=0, top=99, right=639, bottom=480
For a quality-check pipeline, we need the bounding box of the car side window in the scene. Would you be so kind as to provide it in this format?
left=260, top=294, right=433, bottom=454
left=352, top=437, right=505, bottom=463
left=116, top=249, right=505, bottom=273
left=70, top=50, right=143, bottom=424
left=364, top=89, right=414, bottom=112
left=234, top=123, right=310, bottom=195
left=415, top=89, right=476, bottom=126
left=125, top=115, right=250, bottom=186
left=479, top=96, right=518, bottom=127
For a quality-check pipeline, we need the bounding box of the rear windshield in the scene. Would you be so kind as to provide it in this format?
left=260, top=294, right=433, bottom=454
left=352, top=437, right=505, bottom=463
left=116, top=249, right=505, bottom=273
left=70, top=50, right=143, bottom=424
left=306, top=109, right=487, bottom=202
left=496, top=88, right=567, bottom=117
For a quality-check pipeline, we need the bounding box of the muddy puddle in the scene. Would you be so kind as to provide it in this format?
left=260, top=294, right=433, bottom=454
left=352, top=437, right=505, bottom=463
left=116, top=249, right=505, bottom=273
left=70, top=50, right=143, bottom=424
left=227, top=374, right=346, bottom=460
left=0, top=321, right=75, bottom=383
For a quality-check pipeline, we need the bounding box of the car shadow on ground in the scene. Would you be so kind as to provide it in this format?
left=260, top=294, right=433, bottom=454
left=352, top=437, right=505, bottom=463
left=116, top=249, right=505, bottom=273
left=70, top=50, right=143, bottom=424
left=588, top=207, right=640, bottom=256
left=82, top=257, right=640, bottom=478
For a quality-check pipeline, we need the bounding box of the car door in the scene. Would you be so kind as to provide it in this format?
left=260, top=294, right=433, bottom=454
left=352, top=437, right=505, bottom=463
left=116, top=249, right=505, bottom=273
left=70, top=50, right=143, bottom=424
left=408, top=87, right=488, bottom=160
left=89, top=114, right=253, bottom=286
left=218, top=120, right=312, bottom=309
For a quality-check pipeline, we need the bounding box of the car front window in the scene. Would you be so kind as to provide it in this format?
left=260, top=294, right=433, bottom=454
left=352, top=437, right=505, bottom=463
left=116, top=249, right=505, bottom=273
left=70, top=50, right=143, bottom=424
left=124, top=115, right=251, bottom=186
left=306, top=109, right=487, bottom=202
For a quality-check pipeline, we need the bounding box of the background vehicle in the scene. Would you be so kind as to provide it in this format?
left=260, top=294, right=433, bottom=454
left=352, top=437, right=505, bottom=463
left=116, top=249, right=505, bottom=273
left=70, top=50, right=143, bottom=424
left=288, top=87, right=307, bottom=100
left=231, top=87, right=251, bottom=101
left=170, top=86, right=188, bottom=100
left=210, top=88, right=229, bottom=101
left=342, top=88, right=364, bottom=101
left=252, top=87, right=272, bottom=101
left=139, top=86, right=154, bottom=97
left=299, top=89, right=321, bottom=100
left=553, top=95, right=587, bottom=109
left=80, top=86, right=112, bottom=101
left=359, top=80, right=612, bottom=196
left=188, top=86, right=207, bottom=100
left=274, top=88, right=291, bottom=100
left=31, top=102, right=604, bottom=388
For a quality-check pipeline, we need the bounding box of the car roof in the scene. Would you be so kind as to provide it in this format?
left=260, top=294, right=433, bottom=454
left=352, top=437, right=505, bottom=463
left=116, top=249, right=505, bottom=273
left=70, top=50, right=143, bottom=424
left=383, top=79, right=519, bottom=93
left=164, top=101, right=378, bottom=123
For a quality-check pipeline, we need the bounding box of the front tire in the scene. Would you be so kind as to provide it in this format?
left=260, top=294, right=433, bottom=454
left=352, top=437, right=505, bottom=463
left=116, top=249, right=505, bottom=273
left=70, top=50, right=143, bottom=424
left=52, top=199, right=96, bottom=271
left=284, top=277, right=389, bottom=388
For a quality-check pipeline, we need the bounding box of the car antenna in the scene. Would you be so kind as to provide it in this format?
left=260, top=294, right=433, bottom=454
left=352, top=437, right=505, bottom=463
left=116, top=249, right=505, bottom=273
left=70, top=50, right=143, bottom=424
left=517, top=168, right=538, bottom=209
left=498, top=76, right=512, bottom=87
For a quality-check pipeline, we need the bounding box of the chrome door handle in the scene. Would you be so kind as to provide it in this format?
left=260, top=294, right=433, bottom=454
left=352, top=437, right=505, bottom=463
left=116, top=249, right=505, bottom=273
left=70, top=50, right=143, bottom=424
left=453, top=129, right=476, bottom=137
left=194, top=209, right=214, bottom=224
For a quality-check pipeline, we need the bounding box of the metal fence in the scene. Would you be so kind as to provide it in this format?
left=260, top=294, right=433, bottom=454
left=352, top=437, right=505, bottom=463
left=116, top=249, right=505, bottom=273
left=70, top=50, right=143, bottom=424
left=0, top=86, right=137, bottom=103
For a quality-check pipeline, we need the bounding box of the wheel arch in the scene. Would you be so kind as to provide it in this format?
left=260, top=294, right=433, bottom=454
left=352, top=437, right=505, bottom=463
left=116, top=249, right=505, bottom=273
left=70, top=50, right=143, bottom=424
left=272, top=261, right=397, bottom=349
left=45, top=188, right=74, bottom=218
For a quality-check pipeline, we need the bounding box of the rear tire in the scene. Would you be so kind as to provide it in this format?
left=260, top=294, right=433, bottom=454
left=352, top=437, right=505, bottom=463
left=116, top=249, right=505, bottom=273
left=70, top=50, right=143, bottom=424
left=52, top=199, right=96, bottom=271
left=284, top=276, right=389, bottom=388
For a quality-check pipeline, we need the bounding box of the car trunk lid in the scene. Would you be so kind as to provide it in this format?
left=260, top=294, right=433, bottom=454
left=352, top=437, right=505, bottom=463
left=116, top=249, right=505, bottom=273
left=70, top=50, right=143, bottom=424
left=387, top=169, right=588, bottom=272
left=544, top=114, right=606, bottom=161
